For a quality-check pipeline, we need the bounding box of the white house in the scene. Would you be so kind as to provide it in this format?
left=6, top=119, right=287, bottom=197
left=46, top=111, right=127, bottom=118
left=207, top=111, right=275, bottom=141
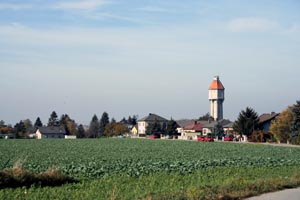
left=137, top=113, right=168, bottom=137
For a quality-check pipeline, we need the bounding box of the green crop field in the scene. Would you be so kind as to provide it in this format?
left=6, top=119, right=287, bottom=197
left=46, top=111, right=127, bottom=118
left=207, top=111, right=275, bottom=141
left=1, top=139, right=300, bottom=199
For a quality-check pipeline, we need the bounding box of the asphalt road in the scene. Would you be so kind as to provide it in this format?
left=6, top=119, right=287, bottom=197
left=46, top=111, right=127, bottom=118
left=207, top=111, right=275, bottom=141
left=246, top=187, right=300, bottom=200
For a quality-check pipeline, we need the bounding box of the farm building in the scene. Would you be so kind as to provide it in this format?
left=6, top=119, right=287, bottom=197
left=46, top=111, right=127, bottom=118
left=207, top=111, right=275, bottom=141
left=202, top=119, right=232, bottom=135
left=36, top=126, right=66, bottom=139
left=176, top=120, right=209, bottom=140
left=258, top=112, right=279, bottom=132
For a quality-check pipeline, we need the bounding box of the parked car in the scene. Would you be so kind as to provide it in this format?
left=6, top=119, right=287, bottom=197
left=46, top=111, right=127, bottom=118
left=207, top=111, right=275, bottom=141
left=149, top=135, right=159, bottom=139
left=224, top=135, right=233, bottom=141
left=197, top=136, right=205, bottom=142
left=198, top=136, right=214, bottom=142
left=204, top=137, right=214, bottom=142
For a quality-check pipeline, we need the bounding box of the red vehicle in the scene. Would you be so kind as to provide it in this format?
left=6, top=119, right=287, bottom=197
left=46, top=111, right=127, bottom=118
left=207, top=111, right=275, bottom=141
left=198, top=136, right=214, bottom=142
left=224, top=135, right=233, bottom=141
left=204, top=137, right=214, bottom=142
left=149, top=135, right=159, bottom=139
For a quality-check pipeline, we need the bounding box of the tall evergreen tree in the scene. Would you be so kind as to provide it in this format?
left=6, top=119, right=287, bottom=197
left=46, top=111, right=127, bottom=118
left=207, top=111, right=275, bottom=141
left=128, top=116, right=133, bottom=125
left=145, top=119, right=162, bottom=136
left=111, top=118, right=116, bottom=123
left=198, top=113, right=211, bottom=121
left=99, top=112, right=109, bottom=137
left=120, top=117, right=127, bottom=124
left=165, top=119, right=178, bottom=137
left=34, top=117, right=43, bottom=127
left=14, top=120, right=26, bottom=138
left=214, top=122, right=224, bottom=140
left=77, top=124, right=86, bottom=138
left=233, top=107, right=259, bottom=137
left=290, top=101, right=300, bottom=139
left=131, top=115, right=137, bottom=126
left=48, top=111, right=59, bottom=126
left=126, top=115, right=137, bottom=126
left=89, top=114, right=99, bottom=138
left=0, top=120, right=5, bottom=127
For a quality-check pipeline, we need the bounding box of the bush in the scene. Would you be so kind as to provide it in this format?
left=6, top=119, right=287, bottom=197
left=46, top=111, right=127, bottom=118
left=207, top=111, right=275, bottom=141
left=290, top=134, right=300, bottom=145
left=250, top=131, right=273, bottom=143
left=0, top=161, right=77, bottom=189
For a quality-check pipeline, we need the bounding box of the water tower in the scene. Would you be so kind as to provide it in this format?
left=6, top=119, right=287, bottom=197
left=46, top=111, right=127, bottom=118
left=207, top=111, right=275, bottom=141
left=208, top=76, right=225, bottom=121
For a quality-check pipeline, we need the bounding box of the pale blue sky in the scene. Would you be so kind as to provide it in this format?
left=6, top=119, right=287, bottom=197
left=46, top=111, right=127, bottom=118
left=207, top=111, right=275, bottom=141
left=0, top=0, right=300, bottom=125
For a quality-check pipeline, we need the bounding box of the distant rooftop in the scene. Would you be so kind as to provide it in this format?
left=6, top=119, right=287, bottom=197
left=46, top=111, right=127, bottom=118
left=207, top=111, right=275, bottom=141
left=203, top=119, right=232, bottom=128
left=37, top=126, right=66, bottom=135
left=138, top=113, right=168, bottom=122
left=259, top=112, right=279, bottom=124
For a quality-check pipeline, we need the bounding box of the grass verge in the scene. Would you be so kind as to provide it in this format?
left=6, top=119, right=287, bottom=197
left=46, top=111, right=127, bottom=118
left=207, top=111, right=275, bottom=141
left=1, top=166, right=300, bottom=199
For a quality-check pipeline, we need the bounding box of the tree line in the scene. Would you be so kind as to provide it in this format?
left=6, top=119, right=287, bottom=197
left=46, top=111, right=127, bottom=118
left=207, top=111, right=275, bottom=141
left=1, top=100, right=299, bottom=143
left=232, top=101, right=300, bottom=144
left=0, top=111, right=138, bottom=139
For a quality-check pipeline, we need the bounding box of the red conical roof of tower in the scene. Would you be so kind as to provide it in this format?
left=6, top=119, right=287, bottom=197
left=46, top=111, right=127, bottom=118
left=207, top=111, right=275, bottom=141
left=209, top=76, right=225, bottom=90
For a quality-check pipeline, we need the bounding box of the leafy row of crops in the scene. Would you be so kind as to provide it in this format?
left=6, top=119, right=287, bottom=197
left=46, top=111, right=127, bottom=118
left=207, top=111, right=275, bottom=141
left=1, top=139, right=300, bottom=179
left=59, top=157, right=300, bottom=178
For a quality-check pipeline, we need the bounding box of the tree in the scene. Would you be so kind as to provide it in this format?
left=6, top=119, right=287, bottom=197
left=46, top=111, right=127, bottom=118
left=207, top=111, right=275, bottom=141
left=66, top=120, right=77, bottom=136
left=23, top=119, right=33, bottom=133
left=198, top=113, right=211, bottom=121
left=120, top=117, right=128, bottom=124
left=165, top=119, right=178, bottom=137
left=59, top=114, right=77, bottom=135
left=77, top=124, right=86, bottom=138
left=34, top=117, right=43, bottom=127
left=233, top=107, right=259, bottom=137
left=0, top=120, right=5, bottom=127
left=121, top=115, right=137, bottom=126
left=269, top=107, right=294, bottom=143
left=99, top=112, right=109, bottom=137
left=251, top=130, right=270, bottom=143
left=104, top=123, right=129, bottom=137
left=290, top=101, right=300, bottom=144
left=14, top=120, right=26, bottom=138
left=131, top=115, right=137, bottom=126
left=48, top=111, right=59, bottom=126
left=145, top=119, right=162, bottom=136
left=0, top=121, right=13, bottom=134
left=60, top=114, right=69, bottom=134
left=214, top=122, right=224, bottom=140
left=89, top=114, right=99, bottom=138
left=128, top=116, right=133, bottom=124
left=111, top=118, right=116, bottom=123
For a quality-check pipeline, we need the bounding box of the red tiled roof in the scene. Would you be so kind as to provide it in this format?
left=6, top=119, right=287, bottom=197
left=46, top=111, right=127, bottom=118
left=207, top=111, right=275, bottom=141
left=209, top=77, right=225, bottom=90
left=183, top=123, right=203, bottom=131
